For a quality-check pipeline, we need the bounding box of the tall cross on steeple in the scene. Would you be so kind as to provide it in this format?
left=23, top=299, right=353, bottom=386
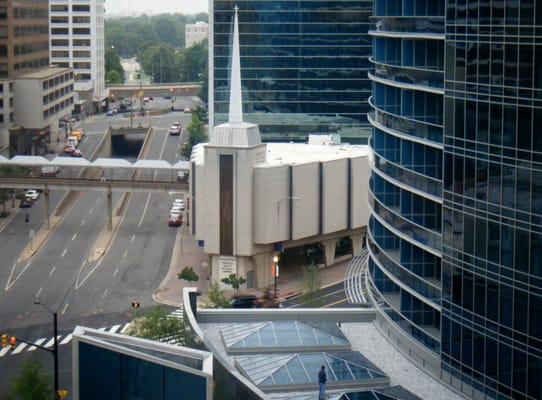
left=228, top=5, right=243, bottom=125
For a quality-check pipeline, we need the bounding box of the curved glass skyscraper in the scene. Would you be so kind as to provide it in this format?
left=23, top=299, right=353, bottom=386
left=368, top=1, right=542, bottom=400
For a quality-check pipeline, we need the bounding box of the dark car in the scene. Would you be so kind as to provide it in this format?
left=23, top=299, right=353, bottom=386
left=20, top=199, right=33, bottom=208
left=231, top=295, right=258, bottom=309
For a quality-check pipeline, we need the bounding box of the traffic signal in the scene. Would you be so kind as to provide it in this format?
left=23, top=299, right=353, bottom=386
left=1, top=334, right=7, bottom=348
left=9, top=336, right=16, bottom=349
left=57, top=390, right=69, bottom=399
left=131, top=301, right=140, bottom=309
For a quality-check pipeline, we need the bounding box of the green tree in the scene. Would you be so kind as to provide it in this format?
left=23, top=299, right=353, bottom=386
left=105, top=47, right=125, bottom=81
left=300, top=263, right=322, bottom=307
left=128, top=306, right=190, bottom=345
left=139, top=43, right=178, bottom=83
left=203, top=282, right=231, bottom=309
left=5, top=360, right=53, bottom=400
left=177, top=40, right=208, bottom=82
left=181, top=114, right=208, bottom=158
left=192, top=106, right=208, bottom=124
left=221, top=274, right=247, bottom=297
left=198, top=66, right=209, bottom=104
left=106, top=69, right=123, bottom=84
left=178, top=266, right=199, bottom=282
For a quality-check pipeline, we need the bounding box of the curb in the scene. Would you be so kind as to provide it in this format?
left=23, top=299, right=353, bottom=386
left=152, top=226, right=183, bottom=307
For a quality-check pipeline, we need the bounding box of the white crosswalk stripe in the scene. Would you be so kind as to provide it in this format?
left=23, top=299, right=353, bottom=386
left=27, top=338, right=46, bottom=352
left=0, top=312, right=181, bottom=358
left=11, top=343, right=27, bottom=355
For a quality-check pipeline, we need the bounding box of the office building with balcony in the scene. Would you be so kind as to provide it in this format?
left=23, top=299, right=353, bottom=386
left=49, top=0, right=106, bottom=115
left=209, top=0, right=373, bottom=143
left=186, top=21, right=209, bottom=48
left=367, top=1, right=542, bottom=400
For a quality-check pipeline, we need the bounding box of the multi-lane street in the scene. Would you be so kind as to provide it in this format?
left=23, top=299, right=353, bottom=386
left=0, top=96, right=198, bottom=395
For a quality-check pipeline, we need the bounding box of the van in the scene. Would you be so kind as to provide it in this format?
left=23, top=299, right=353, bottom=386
left=67, top=136, right=78, bottom=147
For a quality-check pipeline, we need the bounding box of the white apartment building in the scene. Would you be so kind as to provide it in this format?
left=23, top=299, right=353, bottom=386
left=49, top=0, right=106, bottom=115
left=185, top=21, right=208, bottom=48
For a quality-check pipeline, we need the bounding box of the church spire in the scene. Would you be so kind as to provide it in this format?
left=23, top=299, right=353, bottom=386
left=228, top=5, right=243, bottom=125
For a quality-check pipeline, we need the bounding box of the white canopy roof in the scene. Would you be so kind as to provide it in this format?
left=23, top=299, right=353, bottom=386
left=50, top=157, right=92, bottom=167
left=173, top=161, right=190, bottom=170
left=132, top=159, right=173, bottom=170
left=92, top=158, right=133, bottom=169
left=8, top=156, right=50, bottom=166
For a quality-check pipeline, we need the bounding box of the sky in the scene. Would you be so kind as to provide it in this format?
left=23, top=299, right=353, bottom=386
left=105, top=0, right=208, bottom=16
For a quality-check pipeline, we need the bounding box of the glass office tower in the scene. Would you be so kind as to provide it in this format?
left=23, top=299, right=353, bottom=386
left=441, top=2, right=542, bottom=400
left=210, top=0, right=373, bottom=143
left=368, top=1, right=542, bottom=400
left=367, top=0, right=445, bottom=375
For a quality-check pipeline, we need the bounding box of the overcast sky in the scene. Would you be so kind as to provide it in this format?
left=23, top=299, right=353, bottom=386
left=105, top=0, right=208, bottom=16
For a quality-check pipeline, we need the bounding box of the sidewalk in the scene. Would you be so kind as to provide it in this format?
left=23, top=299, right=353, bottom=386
left=153, top=225, right=210, bottom=307
left=0, top=202, right=20, bottom=232
left=153, top=224, right=351, bottom=306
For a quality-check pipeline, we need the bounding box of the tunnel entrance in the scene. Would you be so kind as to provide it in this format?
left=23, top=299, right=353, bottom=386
left=111, top=135, right=144, bottom=158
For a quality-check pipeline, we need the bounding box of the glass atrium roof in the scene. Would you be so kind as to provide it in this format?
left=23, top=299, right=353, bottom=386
left=221, top=321, right=350, bottom=352
left=269, top=386, right=422, bottom=400
left=236, top=351, right=388, bottom=389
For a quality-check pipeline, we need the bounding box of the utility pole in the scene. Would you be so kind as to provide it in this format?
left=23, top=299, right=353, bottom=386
left=33, top=301, right=60, bottom=399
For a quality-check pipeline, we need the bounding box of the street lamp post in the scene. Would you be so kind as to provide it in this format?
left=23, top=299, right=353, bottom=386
left=273, top=255, right=280, bottom=298
left=34, top=301, right=59, bottom=399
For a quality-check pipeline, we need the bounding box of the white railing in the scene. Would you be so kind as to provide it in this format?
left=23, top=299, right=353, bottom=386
left=344, top=248, right=369, bottom=304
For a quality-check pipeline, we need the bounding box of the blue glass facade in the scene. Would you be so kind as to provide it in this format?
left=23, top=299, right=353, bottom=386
left=367, top=0, right=445, bottom=359
left=369, top=1, right=542, bottom=399
left=441, top=1, right=542, bottom=399
left=210, top=0, right=373, bottom=143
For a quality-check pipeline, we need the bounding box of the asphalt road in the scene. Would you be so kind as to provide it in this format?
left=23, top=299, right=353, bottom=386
left=0, top=97, right=197, bottom=396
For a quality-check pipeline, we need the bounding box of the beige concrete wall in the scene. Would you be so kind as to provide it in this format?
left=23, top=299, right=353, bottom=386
left=322, top=159, right=349, bottom=234
left=292, top=162, right=320, bottom=240
left=253, top=165, right=290, bottom=243
left=351, top=156, right=371, bottom=227
left=201, top=146, right=220, bottom=255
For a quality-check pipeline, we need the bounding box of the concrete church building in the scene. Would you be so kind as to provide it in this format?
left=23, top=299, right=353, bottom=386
left=190, top=7, right=370, bottom=290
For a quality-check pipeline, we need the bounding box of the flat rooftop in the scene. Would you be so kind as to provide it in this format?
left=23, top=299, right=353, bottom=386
left=17, top=67, right=71, bottom=80
left=191, top=142, right=369, bottom=167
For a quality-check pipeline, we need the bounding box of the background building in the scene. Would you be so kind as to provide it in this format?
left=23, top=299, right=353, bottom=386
left=209, top=0, right=373, bottom=143
left=49, top=0, right=106, bottom=115
left=0, top=0, right=50, bottom=154
left=185, top=21, right=208, bottom=48
left=367, top=1, right=542, bottom=400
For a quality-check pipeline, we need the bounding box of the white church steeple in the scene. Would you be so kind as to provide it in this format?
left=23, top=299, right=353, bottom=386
left=228, top=5, right=243, bottom=125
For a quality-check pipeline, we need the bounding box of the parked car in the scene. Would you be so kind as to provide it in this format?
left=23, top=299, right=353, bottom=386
left=177, top=171, right=189, bottom=183
left=172, top=199, right=184, bottom=209
left=64, top=145, right=76, bottom=154
left=168, top=214, right=183, bottom=227
left=183, top=107, right=192, bottom=113
left=170, top=205, right=183, bottom=215
left=231, top=295, right=258, bottom=309
left=20, top=198, right=33, bottom=208
left=72, top=149, right=83, bottom=158
left=169, top=126, right=181, bottom=136
left=67, top=136, right=79, bottom=147
left=107, top=108, right=118, bottom=116
left=25, top=190, right=40, bottom=201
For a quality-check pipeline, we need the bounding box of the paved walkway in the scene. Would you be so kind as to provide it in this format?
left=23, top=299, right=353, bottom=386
left=153, top=223, right=352, bottom=306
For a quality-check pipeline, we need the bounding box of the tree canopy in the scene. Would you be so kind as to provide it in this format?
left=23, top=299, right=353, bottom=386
left=5, top=360, right=53, bottom=400
left=105, top=47, right=125, bottom=83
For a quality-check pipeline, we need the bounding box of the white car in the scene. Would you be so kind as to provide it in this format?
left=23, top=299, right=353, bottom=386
left=172, top=199, right=185, bottom=209
left=25, top=190, right=40, bottom=201
left=170, top=206, right=183, bottom=215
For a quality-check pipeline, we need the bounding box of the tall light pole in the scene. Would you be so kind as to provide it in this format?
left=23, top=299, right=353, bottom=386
left=273, top=255, right=280, bottom=299
left=34, top=301, right=59, bottom=399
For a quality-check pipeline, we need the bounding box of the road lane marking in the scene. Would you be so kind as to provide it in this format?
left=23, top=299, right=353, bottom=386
left=120, top=323, right=131, bottom=333
left=61, top=303, right=69, bottom=315
left=109, top=325, right=121, bottom=333
left=80, top=219, right=86, bottom=227
left=49, top=267, right=56, bottom=276
left=75, top=259, right=102, bottom=290
left=5, top=261, right=32, bottom=291
left=102, top=288, right=108, bottom=298
left=138, top=193, right=152, bottom=228
left=71, top=233, right=77, bottom=241
left=27, top=338, right=46, bottom=351
left=89, top=207, right=94, bottom=215
left=60, top=334, right=72, bottom=345
left=11, top=343, right=27, bottom=354
left=61, top=249, right=67, bottom=258
left=122, top=250, right=127, bottom=259
left=35, top=287, right=43, bottom=298
left=131, top=234, right=136, bottom=242
left=0, top=347, right=9, bottom=357
left=96, top=197, right=101, bottom=204
left=114, top=268, right=119, bottom=277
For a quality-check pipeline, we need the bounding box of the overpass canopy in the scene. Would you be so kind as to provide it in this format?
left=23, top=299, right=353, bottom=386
left=0, top=156, right=189, bottom=171
left=132, top=159, right=173, bottom=170
left=51, top=157, right=92, bottom=167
